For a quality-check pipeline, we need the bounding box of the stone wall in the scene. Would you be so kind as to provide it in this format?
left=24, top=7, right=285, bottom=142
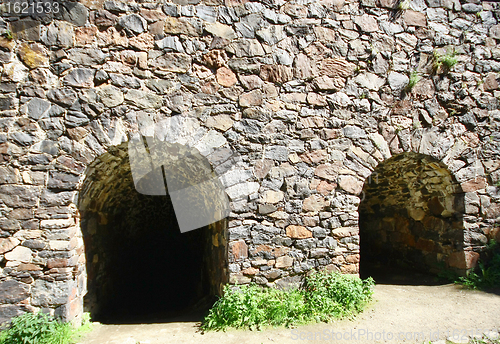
left=0, top=0, right=499, bottom=323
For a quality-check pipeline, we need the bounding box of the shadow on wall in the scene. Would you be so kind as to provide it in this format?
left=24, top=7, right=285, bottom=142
left=358, top=152, right=466, bottom=284
left=77, top=142, right=228, bottom=324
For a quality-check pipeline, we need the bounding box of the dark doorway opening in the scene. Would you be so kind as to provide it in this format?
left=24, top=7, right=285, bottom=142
left=358, top=152, right=465, bottom=284
left=79, top=143, right=228, bottom=324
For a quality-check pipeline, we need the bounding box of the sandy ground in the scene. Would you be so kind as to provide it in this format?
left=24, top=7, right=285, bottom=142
left=79, top=283, right=500, bottom=344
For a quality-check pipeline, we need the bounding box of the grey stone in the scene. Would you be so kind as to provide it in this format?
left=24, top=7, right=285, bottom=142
left=109, top=74, right=141, bottom=89
left=104, top=1, right=129, bottom=12
left=256, top=25, right=287, bottom=45
left=31, top=280, right=74, bottom=307
left=124, top=89, right=163, bottom=109
left=59, top=2, right=89, bottom=26
left=226, top=39, right=265, bottom=57
left=0, top=166, right=18, bottom=184
left=343, top=125, right=367, bottom=139
left=0, top=280, right=29, bottom=304
left=0, top=305, right=25, bottom=325
left=156, top=36, right=185, bottom=52
left=163, top=4, right=179, bottom=17
left=196, top=5, right=217, bottom=23
left=461, top=3, right=482, bottom=13
left=9, top=132, right=34, bottom=146
left=65, top=111, right=89, bottom=127
left=40, top=190, right=76, bottom=207
left=24, top=98, right=51, bottom=120
left=47, top=89, right=77, bottom=108
left=67, top=48, right=107, bottom=66
left=43, top=21, right=74, bottom=48
left=234, top=119, right=263, bottom=135
left=265, top=146, right=289, bottom=161
left=152, top=53, right=192, bottom=73
left=118, top=14, right=147, bottom=34
left=388, top=72, right=409, bottom=91
left=47, top=171, right=80, bottom=191
left=63, top=68, right=95, bottom=88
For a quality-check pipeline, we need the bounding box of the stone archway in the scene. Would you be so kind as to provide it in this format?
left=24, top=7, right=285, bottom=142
left=76, top=115, right=254, bottom=323
left=358, top=152, right=468, bottom=279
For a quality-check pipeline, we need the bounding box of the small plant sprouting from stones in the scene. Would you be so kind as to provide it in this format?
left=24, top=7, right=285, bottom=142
left=433, top=49, right=459, bottom=73
left=406, top=71, right=421, bottom=91
left=2, top=28, right=13, bottom=40
left=398, top=0, right=411, bottom=10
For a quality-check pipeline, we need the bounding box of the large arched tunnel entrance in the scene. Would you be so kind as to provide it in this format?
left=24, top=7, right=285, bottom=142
left=359, top=152, right=465, bottom=283
left=78, top=143, right=228, bottom=324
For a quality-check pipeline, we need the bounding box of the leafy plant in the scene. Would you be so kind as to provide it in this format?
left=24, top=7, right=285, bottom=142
left=0, top=311, right=92, bottom=344
left=457, top=240, right=500, bottom=290
left=2, top=29, right=13, bottom=40
left=406, top=71, right=421, bottom=91
left=201, top=271, right=374, bottom=331
left=433, top=49, right=458, bottom=73
left=398, top=0, right=410, bottom=10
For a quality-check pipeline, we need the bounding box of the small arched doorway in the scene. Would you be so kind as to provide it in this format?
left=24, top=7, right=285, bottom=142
left=78, top=142, right=228, bottom=323
left=359, top=152, right=465, bottom=282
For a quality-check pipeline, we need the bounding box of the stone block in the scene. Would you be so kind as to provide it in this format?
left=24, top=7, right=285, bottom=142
left=286, top=225, right=312, bottom=239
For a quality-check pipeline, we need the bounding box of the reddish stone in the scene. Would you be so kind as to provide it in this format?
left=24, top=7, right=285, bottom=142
left=461, top=177, right=487, bottom=192
left=307, top=93, right=327, bottom=107
left=317, top=180, right=336, bottom=195
left=415, top=238, right=435, bottom=252
left=241, top=267, right=259, bottom=275
left=140, top=9, right=167, bottom=23
left=286, top=225, right=312, bottom=239
left=254, top=159, right=274, bottom=179
left=346, top=254, right=360, bottom=263
left=338, top=175, right=363, bottom=195
left=483, top=73, right=499, bottom=91
left=260, top=65, right=293, bottom=84
left=448, top=251, right=480, bottom=270
left=239, top=89, right=264, bottom=107
left=319, top=129, right=340, bottom=140
left=340, top=264, right=358, bottom=274
left=216, top=67, right=237, bottom=87
left=75, top=26, right=98, bottom=46
left=202, top=50, right=227, bottom=68
left=230, top=240, right=248, bottom=261
left=201, top=80, right=219, bottom=95
left=314, top=163, right=341, bottom=181
left=129, top=33, right=154, bottom=51
left=274, top=246, right=290, bottom=257
left=302, top=195, right=329, bottom=212
left=275, top=256, right=293, bottom=268
left=484, top=204, right=500, bottom=219
left=403, top=10, right=427, bottom=27
left=17, top=263, right=42, bottom=271
left=300, top=150, right=328, bottom=164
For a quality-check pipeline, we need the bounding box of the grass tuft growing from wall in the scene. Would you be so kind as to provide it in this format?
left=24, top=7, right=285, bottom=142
left=201, top=271, right=374, bottom=331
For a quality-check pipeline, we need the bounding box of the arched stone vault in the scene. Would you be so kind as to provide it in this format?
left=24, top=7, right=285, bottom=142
left=0, top=0, right=499, bottom=324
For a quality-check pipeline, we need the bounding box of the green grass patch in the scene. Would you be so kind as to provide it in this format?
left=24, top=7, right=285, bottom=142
left=458, top=240, right=500, bottom=290
left=0, top=312, right=92, bottom=344
left=201, top=271, right=374, bottom=331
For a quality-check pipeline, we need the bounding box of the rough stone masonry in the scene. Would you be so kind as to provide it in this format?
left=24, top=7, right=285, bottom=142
left=0, top=0, right=499, bottom=323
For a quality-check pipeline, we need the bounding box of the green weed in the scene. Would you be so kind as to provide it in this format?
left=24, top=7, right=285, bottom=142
left=433, top=49, right=458, bottom=73
left=406, top=71, right=421, bottom=91
left=201, top=271, right=374, bottom=331
left=458, top=240, right=500, bottom=290
left=0, top=311, right=92, bottom=344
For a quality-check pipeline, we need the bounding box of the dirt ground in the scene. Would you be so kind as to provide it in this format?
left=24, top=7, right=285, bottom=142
left=78, top=282, right=500, bottom=344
